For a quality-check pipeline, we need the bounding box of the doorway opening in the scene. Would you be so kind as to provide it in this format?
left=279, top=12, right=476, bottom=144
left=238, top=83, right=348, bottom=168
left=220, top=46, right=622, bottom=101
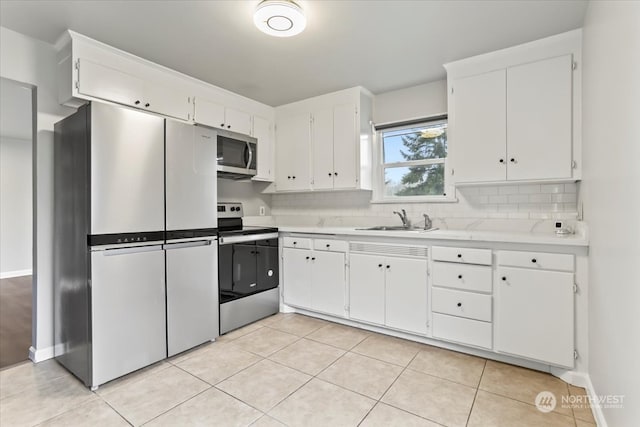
left=0, top=77, right=34, bottom=369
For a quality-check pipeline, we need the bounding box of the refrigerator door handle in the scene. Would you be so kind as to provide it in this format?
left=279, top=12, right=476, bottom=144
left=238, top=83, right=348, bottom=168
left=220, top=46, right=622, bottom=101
left=163, top=240, right=213, bottom=250
left=100, top=245, right=164, bottom=256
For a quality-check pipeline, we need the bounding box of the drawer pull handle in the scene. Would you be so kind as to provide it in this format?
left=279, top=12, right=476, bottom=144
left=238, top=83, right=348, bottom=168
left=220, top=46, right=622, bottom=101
left=326, top=244, right=330, bottom=248
left=502, top=276, right=507, bottom=281
left=311, top=257, right=316, bottom=261
left=378, top=264, right=383, bottom=268
left=293, top=241, right=297, bottom=245
left=531, top=258, right=537, bottom=263
left=457, top=302, right=462, bottom=307
left=386, top=265, right=390, bottom=269
left=305, top=256, right=310, bottom=260
left=457, top=254, right=462, bottom=258
left=458, top=274, right=463, bottom=279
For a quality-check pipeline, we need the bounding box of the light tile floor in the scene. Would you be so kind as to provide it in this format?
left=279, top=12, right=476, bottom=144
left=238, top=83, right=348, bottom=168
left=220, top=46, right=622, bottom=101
left=0, top=313, right=597, bottom=427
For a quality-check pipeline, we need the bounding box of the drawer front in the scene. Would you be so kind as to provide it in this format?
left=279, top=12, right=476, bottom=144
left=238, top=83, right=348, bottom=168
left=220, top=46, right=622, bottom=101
left=313, top=239, right=348, bottom=253
left=282, top=237, right=311, bottom=249
left=432, top=262, right=492, bottom=293
left=432, top=313, right=492, bottom=349
left=497, top=250, right=574, bottom=272
left=432, top=288, right=492, bottom=322
left=432, top=246, right=492, bottom=265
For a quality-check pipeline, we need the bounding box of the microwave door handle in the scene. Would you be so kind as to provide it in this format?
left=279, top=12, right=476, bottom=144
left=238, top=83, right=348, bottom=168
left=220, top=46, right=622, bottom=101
left=246, top=141, right=253, bottom=170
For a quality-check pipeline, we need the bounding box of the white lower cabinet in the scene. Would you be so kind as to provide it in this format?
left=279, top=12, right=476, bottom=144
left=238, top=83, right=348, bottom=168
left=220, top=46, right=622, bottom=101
left=349, top=253, right=427, bottom=335
left=282, top=248, right=312, bottom=309
left=495, top=263, right=574, bottom=367
left=282, top=243, right=346, bottom=317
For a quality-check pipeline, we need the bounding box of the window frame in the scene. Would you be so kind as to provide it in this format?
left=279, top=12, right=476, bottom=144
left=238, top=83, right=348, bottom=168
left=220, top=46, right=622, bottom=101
left=372, top=115, right=456, bottom=204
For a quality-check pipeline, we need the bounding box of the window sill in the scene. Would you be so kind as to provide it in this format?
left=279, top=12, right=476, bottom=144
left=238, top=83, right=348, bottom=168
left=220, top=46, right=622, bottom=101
left=370, top=195, right=458, bottom=204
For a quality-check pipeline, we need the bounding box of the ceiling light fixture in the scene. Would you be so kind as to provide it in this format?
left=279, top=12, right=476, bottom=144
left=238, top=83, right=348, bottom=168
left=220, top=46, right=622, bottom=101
left=254, top=0, right=306, bottom=38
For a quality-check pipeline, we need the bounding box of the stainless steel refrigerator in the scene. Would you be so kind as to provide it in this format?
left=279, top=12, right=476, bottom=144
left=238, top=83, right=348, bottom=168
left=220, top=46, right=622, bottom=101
left=54, top=102, right=218, bottom=389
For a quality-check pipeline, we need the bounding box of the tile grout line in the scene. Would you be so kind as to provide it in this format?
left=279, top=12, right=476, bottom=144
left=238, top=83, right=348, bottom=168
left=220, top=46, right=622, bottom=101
left=464, top=359, right=487, bottom=427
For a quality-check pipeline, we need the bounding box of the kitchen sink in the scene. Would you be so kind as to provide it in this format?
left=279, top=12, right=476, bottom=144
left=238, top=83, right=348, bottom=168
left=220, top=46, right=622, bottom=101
left=357, top=226, right=439, bottom=232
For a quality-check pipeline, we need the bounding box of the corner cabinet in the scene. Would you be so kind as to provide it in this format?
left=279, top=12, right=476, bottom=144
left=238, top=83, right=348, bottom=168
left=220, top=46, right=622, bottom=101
left=445, top=30, right=581, bottom=185
left=274, top=87, right=373, bottom=193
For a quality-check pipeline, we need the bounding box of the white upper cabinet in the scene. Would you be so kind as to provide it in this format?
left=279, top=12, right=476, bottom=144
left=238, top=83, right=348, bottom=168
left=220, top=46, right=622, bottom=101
left=506, top=55, right=573, bottom=181
left=77, top=58, right=191, bottom=121
left=274, top=87, right=373, bottom=193
left=445, top=30, right=581, bottom=184
left=252, top=116, right=274, bottom=182
left=193, top=98, right=252, bottom=136
left=311, top=108, right=335, bottom=190
left=450, top=69, right=507, bottom=183
left=275, top=113, right=312, bottom=191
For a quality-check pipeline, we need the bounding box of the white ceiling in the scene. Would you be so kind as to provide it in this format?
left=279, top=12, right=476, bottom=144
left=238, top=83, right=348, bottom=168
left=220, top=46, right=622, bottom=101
left=0, top=0, right=588, bottom=106
left=0, top=78, right=33, bottom=140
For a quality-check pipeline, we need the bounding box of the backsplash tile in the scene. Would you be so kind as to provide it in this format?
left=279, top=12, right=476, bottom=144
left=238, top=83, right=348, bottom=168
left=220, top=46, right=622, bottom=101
left=271, top=182, right=579, bottom=228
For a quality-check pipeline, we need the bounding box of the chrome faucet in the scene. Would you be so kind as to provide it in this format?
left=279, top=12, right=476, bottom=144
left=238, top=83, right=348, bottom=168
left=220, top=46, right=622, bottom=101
left=393, top=209, right=411, bottom=229
left=423, top=214, right=433, bottom=230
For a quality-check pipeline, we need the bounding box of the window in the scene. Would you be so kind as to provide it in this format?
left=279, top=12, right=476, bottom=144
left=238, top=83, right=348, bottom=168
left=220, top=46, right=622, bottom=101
left=376, top=117, right=448, bottom=201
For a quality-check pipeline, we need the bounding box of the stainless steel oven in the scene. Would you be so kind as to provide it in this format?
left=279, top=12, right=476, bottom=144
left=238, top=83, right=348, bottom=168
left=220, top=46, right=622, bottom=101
left=216, top=128, right=257, bottom=179
left=217, top=202, right=279, bottom=334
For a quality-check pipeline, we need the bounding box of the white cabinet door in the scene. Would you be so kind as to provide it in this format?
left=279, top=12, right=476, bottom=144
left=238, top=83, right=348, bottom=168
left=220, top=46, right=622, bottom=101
left=194, top=98, right=225, bottom=129
left=276, top=113, right=311, bottom=191
left=78, top=58, right=146, bottom=109
left=252, top=116, right=274, bottom=182
left=333, top=104, right=358, bottom=189
left=496, top=266, right=574, bottom=367
left=385, top=257, right=428, bottom=335
left=451, top=69, right=507, bottom=183
left=311, top=251, right=345, bottom=317
left=312, top=108, right=334, bottom=190
left=145, top=83, right=191, bottom=121
left=349, top=253, right=385, bottom=325
left=282, top=248, right=312, bottom=309
left=225, top=107, right=252, bottom=135
left=506, top=55, right=573, bottom=181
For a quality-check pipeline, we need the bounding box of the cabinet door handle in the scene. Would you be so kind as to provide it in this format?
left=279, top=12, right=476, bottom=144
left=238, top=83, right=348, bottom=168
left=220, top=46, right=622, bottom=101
left=305, top=256, right=310, bottom=260
left=292, top=176, right=296, bottom=179
left=328, top=172, right=332, bottom=176
left=510, top=158, right=516, bottom=163
left=220, top=123, right=225, bottom=127
left=458, top=274, right=463, bottom=279
left=457, top=254, right=462, bottom=258
left=457, top=302, right=462, bottom=307
left=531, top=258, right=537, bottom=263
left=501, top=276, right=507, bottom=281
left=227, top=125, right=231, bottom=129
left=499, top=158, right=504, bottom=163
left=134, top=100, right=141, bottom=105
left=334, top=172, right=338, bottom=176
left=386, top=265, right=390, bottom=269
left=145, top=103, right=150, bottom=107
left=311, top=257, right=316, bottom=261
left=378, top=264, right=383, bottom=268
left=326, top=244, right=330, bottom=248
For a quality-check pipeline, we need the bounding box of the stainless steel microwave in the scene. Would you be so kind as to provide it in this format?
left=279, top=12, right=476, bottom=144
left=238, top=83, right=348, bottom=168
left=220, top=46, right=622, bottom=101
left=216, top=128, right=257, bottom=180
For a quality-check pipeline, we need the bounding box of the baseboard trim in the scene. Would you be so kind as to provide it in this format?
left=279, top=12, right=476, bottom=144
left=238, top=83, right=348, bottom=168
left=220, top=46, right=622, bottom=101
left=584, top=374, right=608, bottom=427
left=29, top=345, right=54, bottom=363
left=0, top=269, right=32, bottom=279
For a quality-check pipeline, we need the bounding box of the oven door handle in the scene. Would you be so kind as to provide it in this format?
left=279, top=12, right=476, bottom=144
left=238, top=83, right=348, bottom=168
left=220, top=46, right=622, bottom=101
left=219, top=232, right=279, bottom=245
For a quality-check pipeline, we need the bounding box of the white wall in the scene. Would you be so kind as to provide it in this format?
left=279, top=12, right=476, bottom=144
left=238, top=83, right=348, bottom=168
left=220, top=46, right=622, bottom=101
left=0, top=26, right=76, bottom=359
left=582, top=2, right=640, bottom=426
left=217, top=179, right=272, bottom=217
left=0, top=136, right=32, bottom=276
left=373, top=80, right=447, bottom=124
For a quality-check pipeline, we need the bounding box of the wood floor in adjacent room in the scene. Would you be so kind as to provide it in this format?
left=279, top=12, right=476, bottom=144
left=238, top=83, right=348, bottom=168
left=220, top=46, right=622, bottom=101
left=0, top=275, right=32, bottom=369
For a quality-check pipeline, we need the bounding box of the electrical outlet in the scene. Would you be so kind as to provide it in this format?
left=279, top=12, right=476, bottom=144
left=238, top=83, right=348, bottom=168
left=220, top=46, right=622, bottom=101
left=259, top=206, right=266, bottom=216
